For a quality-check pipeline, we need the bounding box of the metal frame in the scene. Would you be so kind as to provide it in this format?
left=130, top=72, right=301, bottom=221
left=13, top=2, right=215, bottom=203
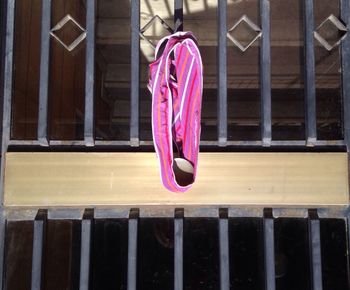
left=1, top=0, right=349, bottom=151
left=1, top=0, right=350, bottom=288
left=0, top=206, right=349, bottom=289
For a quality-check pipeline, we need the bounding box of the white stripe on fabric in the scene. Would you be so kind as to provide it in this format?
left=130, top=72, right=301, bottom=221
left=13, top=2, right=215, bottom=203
left=173, top=55, right=195, bottom=126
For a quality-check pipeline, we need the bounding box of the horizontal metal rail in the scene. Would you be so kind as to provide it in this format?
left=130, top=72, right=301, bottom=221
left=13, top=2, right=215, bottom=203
left=6, top=139, right=346, bottom=148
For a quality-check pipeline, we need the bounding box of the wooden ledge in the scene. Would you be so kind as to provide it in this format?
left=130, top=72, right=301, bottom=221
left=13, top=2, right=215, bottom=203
left=3, top=152, right=349, bottom=207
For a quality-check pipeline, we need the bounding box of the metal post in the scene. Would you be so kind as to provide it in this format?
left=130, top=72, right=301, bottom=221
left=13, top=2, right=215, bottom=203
left=341, top=0, right=350, bottom=150
left=0, top=209, right=5, bottom=290
left=174, top=208, right=184, bottom=290
left=127, top=208, right=139, bottom=290
left=308, top=209, right=323, bottom=290
left=260, top=0, right=272, bottom=146
left=130, top=0, right=140, bottom=147
left=263, top=208, right=276, bottom=290
left=217, top=0, right=227, bottom=146
left=84, top=0, right=95, bottom=146
left=304, top=0, right=317, bottom=146
left=31, top=210, right=47, bottom=290
left=79, top=209, right=93, bottom=290
left=1, top=0, right=15, bottom=206
left=346, top=212, right=350, bottom=288
left=219, top=209, right=229, bottom=290
left=174, top=0, right=183, bottom=32
left=37, top=0, right=51, bottom=146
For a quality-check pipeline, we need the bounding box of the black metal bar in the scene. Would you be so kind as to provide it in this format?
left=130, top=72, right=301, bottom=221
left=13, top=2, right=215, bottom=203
left=79, top=209, right=93, bottom=290
left=84, top=0, right=95, bottom=146
left=219, top=209, right=229, bottom=290
left=304, top=0, right=317, bottom=146
left=308, top=209, right=323, bottom=290
left=5, top=139, right=348, bottom=147
left=260, top=0, right=272, bottom=146
left=341, top=0, right=350, bottom=150
left=31, top=210, right=47, bottom=290
left=37, top=0, right=51, bottom=146
left=1, top=0, right=15, bottom=207
left=130, top=0, right=140, bottom=147
left=174, top=0, right=183, bottom=32
left=174, top=208, right=184, bottom=290
left=217, top=0, right=227, bottom=146
left=127, top=208, right=139, bottom=290
left=0, top=209, right=5, bottom=289
left=263, top=208, right=276, bottom=290
left=0, top=0, right=6, bottom=161
left=346, top=213, right=350, bottom=286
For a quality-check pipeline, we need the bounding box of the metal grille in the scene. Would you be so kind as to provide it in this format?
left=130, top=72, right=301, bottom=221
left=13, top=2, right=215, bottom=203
left=1, top=0, right=350, bottom=150
left=1, top=1, right=350, bottom=289
left=0, top=207, right=350, bottom=289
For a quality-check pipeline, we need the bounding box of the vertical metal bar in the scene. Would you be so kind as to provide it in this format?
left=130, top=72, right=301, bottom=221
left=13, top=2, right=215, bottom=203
left=174, top=208, right=184, bottom=290
left=304, top=0, right=317, bottom=146
left=79, top=209, right=93, bottom=290
left=130, top=0, right=140, bottom=147
left=84, top=0, right=95, bottom=146
left=174, top=0, right=183, bottom=32
left=0, top=2, right=12, bottom=287
left=127, top=208, right=139, bottom=290
left=31, top=210, right=46, bottom=290
left=308, top=210, right=323, bottom=290
left=0, top=0, right=7, bottom=140
left=346, top=214, right=350, bottom=287
left=0, top=209, right=5, bottom=290
left=219, top=209, right=229, bottom=290
left=341, top=0, right=350, bottom=150
left=263, top=209, right=276, bottom=290
left=37, top=0, right=51, bottom=146
left=260, top=0, right=272, bottom=146
left=217, top=0, right=227, bottom=146
left=1, top=0, right=15, bottom=206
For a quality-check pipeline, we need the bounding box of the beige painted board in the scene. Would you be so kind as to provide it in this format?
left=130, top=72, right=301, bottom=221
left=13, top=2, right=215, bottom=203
left=3, top=152, right=349, bottom=206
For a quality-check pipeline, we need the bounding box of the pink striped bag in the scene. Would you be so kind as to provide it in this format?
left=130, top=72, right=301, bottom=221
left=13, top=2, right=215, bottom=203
left=148, top=31, right=203, bottom=193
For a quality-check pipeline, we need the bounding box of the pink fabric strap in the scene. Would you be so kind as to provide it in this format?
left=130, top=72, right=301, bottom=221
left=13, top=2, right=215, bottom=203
left=148, top=31, right=203, bottom=193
